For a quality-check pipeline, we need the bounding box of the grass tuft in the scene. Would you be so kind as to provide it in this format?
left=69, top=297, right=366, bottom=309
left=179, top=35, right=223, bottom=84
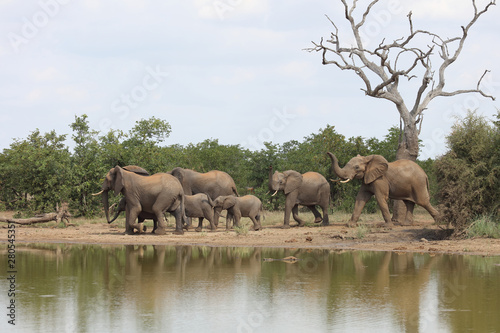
left=466, top=216, right=500, bottom=239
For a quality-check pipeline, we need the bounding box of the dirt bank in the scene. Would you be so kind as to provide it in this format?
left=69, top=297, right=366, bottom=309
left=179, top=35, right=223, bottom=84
left=1, top=211, right=499, bottom=256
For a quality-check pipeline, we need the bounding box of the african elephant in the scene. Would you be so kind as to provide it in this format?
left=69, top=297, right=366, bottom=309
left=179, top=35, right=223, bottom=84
left=327, top=152, right=440, bottom=226
left=108, top=197, right=166, bottom=233
left=109, top=193, right=214, bottom=233
left=268, top=167, right=330, bottom=228
left=170, top=167, right=239, bottom=227
left=185, top=193, right=216, bottom=232
left=213, top=195, right=263, bottom=231
left=93, top=166, right=186, bottom=235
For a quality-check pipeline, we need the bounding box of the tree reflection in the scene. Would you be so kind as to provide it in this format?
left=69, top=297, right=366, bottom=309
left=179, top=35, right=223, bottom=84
left=1, top=244, right=499, bottom=332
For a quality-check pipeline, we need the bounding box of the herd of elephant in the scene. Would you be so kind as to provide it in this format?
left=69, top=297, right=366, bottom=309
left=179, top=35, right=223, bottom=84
left=92, top=152, right=441, bottom=235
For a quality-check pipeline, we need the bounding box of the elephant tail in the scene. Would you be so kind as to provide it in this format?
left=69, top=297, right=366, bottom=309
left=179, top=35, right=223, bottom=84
left=180, top=193, right=188, bottom=225
left=204, top=193, right=214, bottom=207
left=232, top=186, right=239, bottom=197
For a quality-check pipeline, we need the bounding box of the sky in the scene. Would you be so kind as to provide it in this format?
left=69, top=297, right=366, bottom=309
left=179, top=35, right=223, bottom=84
left=0, top=0, right=498, bottom=160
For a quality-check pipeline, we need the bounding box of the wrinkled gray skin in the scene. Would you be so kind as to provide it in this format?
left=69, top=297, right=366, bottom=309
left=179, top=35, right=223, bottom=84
left=327, top=152, right=441, bottom=227
left=170, top=167, right=238, bottom=227
left=213, top=195, right=263, bottom=231
left=97, top=166, right=186, bottom=235
left=109, top=193, right=214, bottom=233
left=269, top=166, right=330, bottom=228
left=106, top=165, right=161, bottom=233
left=108, top=197, right=167, bottom=233
left=185, top=193, right=216, bottom=232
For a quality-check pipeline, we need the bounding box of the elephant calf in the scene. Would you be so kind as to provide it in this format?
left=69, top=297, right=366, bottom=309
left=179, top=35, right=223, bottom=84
left=213, top=195, right=263, bottom=231
left=184, top=193, right=216, bottom=232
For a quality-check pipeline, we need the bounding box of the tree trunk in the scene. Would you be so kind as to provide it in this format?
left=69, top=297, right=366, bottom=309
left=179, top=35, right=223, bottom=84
left=0, top=203, right=72, bottom=226
left=392, top=118, right=419, bottom=224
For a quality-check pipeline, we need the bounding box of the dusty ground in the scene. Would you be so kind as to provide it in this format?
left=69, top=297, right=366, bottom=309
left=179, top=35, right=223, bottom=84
left=1, top=211, right=499, bottom=256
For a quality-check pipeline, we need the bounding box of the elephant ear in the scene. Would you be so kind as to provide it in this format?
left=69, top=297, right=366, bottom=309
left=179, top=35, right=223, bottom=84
left=283, top=170, right=302, bottom=194
left=123, top=165, right=149, bottom=176
left=364, top=155, right=389, bottom=184
left=223, top=196, right=236, bottom=210
left=113, top=166, right=125, bottom=196
left=171, top=167, right=190, bottom=193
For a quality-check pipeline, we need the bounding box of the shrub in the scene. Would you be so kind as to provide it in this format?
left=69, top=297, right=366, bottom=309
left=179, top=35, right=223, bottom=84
left=435, top=111, right=500, bottom=234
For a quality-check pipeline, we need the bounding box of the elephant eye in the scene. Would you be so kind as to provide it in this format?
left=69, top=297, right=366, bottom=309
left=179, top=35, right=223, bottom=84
left=354, top=165, right=360, bottom=170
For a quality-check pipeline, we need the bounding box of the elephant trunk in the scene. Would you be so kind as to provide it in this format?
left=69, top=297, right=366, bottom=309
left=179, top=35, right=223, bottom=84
left=102, top=190, right=111, bottom=223
left=268, top=166, right=276, bottom=192
left=108, top=203, right=120, bottom=224
left=327, top=152, right=350, bottom=180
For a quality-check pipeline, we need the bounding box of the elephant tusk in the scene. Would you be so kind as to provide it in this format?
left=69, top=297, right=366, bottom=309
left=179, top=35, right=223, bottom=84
left=340, top=178, right=351, bottom=184
left=92, top=190, right=104, bottom=196
left=271, top=190, right=279, bottom=197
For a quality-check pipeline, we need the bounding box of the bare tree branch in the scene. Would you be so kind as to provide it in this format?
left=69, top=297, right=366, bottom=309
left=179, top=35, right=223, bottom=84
left=306, top=0, right=496, bottom=160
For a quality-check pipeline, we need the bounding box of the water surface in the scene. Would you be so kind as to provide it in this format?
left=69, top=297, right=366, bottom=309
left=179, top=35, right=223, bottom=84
left=1, top=244, right=499, bottom=332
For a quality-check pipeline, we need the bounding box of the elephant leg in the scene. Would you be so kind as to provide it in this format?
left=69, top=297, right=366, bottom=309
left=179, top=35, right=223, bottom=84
left=321, top=203, right=329, bottom=226
left=204, top=208, right=216, bottom=231
left=214, top=207, right=223, bottom=227
left=195, top=217, right=204, bottom=232
left=292, top=205, right=306, bottom=227
left=126, top=206, right=143, bottom=234
left=151, top=203, right=168, bottom=235
left=349, top=190, right=373, bottom=227
left=282, top=194, right=298, bottom=229
left=152, top=217, right=158, bottom=234
left=307, top=205, right=323, bottom=224
left=403, top=201, right=415, bottom=226
left=420, top=201, right=442, bottom=224
left=374, top=192, right=392, bottom=226
left=184, top=217, right=193, bottom=229
left=250, top=215, right=261, bottom=231
left=226, top=212, right=232, bottom=230
left=170, top=206, right=184, bottom=235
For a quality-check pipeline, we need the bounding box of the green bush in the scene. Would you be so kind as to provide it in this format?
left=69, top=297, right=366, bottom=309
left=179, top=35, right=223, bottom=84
left=435, top=111, right=500, bottom=234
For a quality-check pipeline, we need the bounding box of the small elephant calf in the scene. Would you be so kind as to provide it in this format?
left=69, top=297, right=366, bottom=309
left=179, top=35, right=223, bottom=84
left=184, top=193, right=216, bottom=232
left=213, top=195, right=263, bottom=231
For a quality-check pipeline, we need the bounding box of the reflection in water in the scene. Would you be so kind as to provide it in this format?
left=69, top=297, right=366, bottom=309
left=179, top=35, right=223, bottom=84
left=1, top=244, right=499, bottom=332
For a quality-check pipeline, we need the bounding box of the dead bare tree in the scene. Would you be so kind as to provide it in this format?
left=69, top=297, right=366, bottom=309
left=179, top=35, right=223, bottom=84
left=308, top=0, right=495, bottom=160
left=307, top=0, right=496, bottom=223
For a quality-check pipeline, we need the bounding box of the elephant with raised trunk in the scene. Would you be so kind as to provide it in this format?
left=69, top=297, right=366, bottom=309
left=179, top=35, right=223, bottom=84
left=327, top=152, right=440, bottom=227
left=268, top=167, right=330, bottom=228
left=94, top=166, right=186, bottom=235
left=213, top=195, right=263, bottom=231
left=170, top=167, right=238, bottom=227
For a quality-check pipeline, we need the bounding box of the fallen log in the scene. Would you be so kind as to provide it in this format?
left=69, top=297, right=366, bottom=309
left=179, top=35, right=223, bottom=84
left=0, top=204, right=73, bottom=226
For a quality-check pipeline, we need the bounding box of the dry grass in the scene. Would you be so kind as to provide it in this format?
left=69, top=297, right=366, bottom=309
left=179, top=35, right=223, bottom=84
left=12, top=206, right=436, bottom=230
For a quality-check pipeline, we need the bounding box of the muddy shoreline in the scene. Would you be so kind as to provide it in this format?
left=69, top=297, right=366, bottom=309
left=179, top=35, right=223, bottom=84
left=2, top=219, right=500, bottom=257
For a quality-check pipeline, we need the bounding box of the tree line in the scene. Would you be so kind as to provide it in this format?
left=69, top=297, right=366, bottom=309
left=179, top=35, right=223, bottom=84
left=0, top=112, right=498, bottom=233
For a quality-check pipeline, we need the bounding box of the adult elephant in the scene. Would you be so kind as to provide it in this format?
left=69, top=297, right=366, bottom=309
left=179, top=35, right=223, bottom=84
left=327, top=152, right=440, bottom=227
left=109, top=193, right=214, bottom=233
left=108, top=197, right=165, bottom=233
left=93, top=166, right=186, bottom=235
left=268, top=166, right=330, bottom=228
left=170, top=167, right=239, bottom=227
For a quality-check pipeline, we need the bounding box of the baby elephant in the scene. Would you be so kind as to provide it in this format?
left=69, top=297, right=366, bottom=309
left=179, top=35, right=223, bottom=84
left=213, top=195, right=263, bottom=231
left=185, top=193, right=216, bottom=232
